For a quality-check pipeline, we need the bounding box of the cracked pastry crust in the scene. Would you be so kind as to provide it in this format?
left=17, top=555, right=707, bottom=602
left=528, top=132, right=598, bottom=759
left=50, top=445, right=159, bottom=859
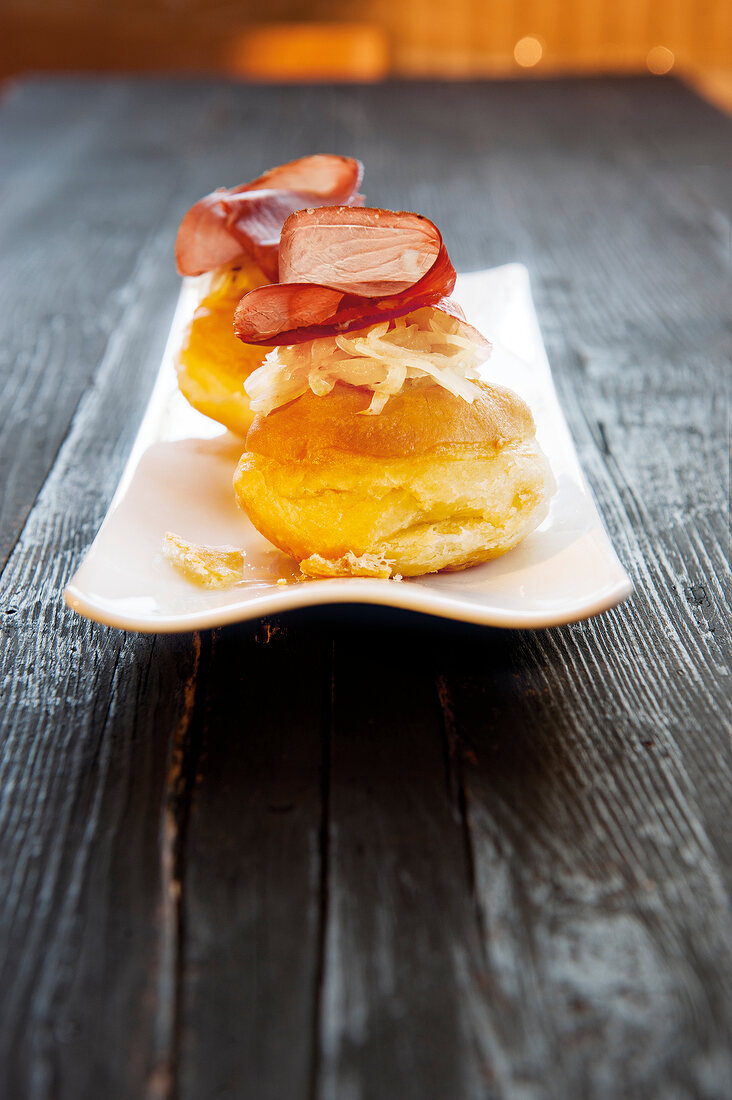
left=233, top=380, right=555, bottom=578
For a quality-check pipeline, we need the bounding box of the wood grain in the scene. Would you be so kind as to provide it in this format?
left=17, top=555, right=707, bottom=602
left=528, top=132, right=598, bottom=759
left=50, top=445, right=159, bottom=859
left=0, top=78, right=207, bottom=1098
left=176, top=620, right=328, bottom=1100
left=0, top=76, right=730, bottom=1099
left=318, top=619, right=488, bottom=1100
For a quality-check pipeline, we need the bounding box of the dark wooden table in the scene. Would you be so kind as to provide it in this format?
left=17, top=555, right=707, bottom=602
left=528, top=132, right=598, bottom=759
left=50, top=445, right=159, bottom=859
left=1, top=74, right=730, bottom=1100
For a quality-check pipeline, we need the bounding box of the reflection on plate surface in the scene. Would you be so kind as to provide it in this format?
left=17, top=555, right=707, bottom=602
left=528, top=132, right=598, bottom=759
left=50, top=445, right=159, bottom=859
left=65, top=264, right=632, bottom=632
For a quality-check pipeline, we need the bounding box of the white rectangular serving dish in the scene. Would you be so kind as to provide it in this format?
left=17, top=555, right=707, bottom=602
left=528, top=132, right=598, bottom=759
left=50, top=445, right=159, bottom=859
left=64, top=264, right=632, bottom=632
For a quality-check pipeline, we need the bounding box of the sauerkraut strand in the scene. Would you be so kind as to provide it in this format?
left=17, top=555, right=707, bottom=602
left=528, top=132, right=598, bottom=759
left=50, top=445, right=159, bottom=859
left=244, top=307, right=491, bottom=416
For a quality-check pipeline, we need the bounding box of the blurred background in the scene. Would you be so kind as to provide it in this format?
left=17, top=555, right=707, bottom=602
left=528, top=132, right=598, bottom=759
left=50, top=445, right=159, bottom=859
left=1, top=0, right=731, bottom=109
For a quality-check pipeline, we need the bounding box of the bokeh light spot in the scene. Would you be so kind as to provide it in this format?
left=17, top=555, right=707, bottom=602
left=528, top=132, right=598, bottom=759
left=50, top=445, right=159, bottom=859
left=514, top=36, right=543, bottom=68
left=646, top=46, right=675, bottom=75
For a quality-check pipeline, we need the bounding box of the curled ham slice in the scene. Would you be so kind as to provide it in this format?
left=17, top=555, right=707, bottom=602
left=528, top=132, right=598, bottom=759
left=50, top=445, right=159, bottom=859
left=175, top=155, right=364, bottom=281
left=234, top=207, right=458, bottom=345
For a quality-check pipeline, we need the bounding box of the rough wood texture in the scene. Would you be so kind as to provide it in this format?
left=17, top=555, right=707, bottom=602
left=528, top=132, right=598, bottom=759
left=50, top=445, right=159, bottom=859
left=177, top=621, right=327, bottom=1100
left=0, top=76, right=730, bottom=1100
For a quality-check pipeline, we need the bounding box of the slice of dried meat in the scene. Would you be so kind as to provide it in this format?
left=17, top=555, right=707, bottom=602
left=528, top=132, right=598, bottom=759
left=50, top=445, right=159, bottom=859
left=175, top=155, right=364, bottom=280
left=234, top=207, right=458, bottom=344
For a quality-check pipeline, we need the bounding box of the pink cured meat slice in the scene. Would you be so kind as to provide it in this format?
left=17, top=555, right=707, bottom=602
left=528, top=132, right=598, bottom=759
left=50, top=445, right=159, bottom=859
left=234, top=207, right=463, bottom=346
left=175, top=155, right=364, bottom=281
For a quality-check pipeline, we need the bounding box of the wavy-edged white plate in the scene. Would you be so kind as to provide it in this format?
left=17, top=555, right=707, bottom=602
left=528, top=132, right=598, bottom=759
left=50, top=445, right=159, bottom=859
left=64, top=264, right=632, bottom=632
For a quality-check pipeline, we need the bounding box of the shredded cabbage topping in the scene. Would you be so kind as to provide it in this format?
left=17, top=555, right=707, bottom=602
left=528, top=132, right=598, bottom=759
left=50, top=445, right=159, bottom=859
left=244, top=307, right=491, bottom=416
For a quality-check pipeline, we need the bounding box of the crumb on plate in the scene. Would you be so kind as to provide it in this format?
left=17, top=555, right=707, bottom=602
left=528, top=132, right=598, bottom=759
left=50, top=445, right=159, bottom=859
left=300, top=551, right=393, bottom=579
left=162, top=531, right=245, bottom=588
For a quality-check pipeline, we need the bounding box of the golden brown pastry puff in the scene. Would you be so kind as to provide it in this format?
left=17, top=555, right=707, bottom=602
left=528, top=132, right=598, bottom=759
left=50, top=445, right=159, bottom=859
left=176, top=260, right=272, bottom=437
left=173, top=155, right=364, bottom=436
left=231, top=204, right=554, bottom=578
left=233, top=380, right=555, bottom=578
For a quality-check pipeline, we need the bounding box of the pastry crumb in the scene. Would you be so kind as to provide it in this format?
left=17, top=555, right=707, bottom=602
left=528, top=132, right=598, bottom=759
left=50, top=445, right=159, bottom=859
left=162, top=531, right=244, bottom=588
left=300, top=551, right=393, bottom=579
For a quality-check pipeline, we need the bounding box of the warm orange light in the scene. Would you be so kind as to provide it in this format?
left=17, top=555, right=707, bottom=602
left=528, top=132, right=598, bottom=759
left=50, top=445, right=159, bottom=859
left=226, top=23, right=389, bottom=82
left=646, top=46, right=675, bottom=75
left=514, top=36, right=543, bottom=68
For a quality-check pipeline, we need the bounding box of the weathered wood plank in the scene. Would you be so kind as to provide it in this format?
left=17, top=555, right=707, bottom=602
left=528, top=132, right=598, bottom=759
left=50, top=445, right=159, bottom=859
left=0, top=80, right=177, bottom=572
left=0, top=80, right=213, bottom=1097
left=0, top=77, right=371, bottom=1100
left=421, top=75, right=732, bottom=1099
left=436, top=620, right=732, bottom=1098
left=317, top=616, right=491, bottom=1100
left=304, top=76, right=731, bottom=1098
left=176, top=618, right=327, bottom=1100
left=0, top=75, right=730, bottom=1100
